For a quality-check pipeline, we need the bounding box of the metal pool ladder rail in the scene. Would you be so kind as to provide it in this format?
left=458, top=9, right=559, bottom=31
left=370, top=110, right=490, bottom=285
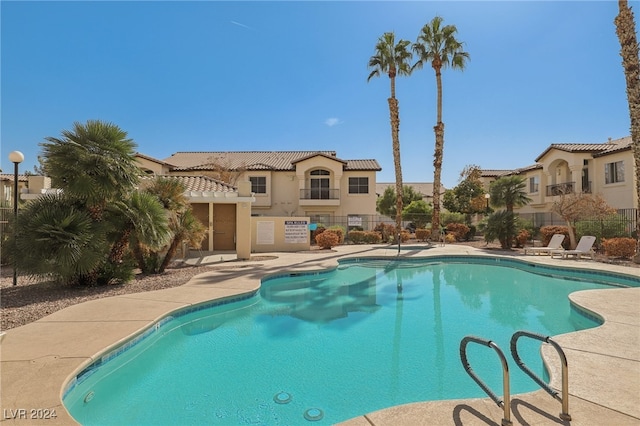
left=460, top=331, right=571, bottom=425
left=510, top=330, right=571, bottom=421
left=460, top=336, right=512, bottom=426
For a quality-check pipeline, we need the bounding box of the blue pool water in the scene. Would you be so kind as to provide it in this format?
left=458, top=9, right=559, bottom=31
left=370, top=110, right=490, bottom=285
left=63, top=257, right=638, bottom=425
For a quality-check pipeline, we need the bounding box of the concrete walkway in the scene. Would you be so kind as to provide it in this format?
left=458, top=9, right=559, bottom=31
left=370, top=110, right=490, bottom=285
left=1, top=244, right=638, bottom=425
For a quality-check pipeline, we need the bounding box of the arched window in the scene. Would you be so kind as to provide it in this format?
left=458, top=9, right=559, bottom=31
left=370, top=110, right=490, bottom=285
left=310, top=169, right=330, bottom=199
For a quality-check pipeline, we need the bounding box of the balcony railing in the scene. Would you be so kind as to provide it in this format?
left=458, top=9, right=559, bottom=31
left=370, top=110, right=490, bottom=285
left=300, top=188, right=340, bottom=200
left=546, top=181, right=592, bottom=196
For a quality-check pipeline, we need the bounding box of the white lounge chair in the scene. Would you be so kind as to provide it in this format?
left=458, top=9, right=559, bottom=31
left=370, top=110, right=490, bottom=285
left=550, top=236, right=597, bottom=260
left=524, top=234, right=565, bottom=255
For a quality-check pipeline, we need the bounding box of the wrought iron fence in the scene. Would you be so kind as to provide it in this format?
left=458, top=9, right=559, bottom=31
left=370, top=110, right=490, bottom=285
left=519, top=208, right=638, bottom=237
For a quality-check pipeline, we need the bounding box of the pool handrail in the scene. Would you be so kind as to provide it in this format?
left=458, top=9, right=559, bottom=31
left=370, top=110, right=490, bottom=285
left=460, top=335, right=512, bottom=426
left=510, top=330, right=571, bottom=421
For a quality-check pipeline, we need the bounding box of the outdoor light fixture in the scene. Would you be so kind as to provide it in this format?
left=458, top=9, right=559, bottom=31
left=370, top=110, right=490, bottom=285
left=484, top=193, right=490, bottom=211
left=9, top=151, right=24, bottom=286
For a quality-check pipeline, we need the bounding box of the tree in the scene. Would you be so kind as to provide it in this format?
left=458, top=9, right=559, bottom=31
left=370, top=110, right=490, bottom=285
left=442, top=165, right=486, bottom=217
left=9, top=193, right=108, bottom=285
left=41, top=120, right=140, bottom=219
left=368, top=32, right=413, bottom=241
left=402, top=200, right=433, bottom=229
left=551, top=192, right=617, bottom=249
left=614, top=0, right=640, bottom=263
left=484, top=210, right=517, bottom=249
left=489, top=176, right=532, bottom=212
left=413, top=16, right=469, bottom=241
left=376, top=185, right=424, bottom=218
left=141, top=177, right=206, bottom=273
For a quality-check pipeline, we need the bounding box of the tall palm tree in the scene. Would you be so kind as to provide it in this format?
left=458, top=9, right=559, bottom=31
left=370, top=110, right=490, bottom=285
left=412, top=16, right=469, bottom=241
left=368, top=32, right=413, bottom=241
left=614, top=0, right=640, bottom=263
left=489, top=176, right=532, bottom=212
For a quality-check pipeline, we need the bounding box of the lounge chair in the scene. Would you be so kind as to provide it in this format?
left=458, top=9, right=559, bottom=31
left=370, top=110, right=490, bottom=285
left=550, top=236, right=597, bottom=260
left=524, top=234, right=565, bottom=255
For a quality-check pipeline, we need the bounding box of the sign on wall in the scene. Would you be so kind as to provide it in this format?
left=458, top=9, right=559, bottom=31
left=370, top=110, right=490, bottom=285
left=284, top=220, right=309, bottom=244
left=348, top=216, right=362, bottom=227
left=256, top=221, right=275, bottom=245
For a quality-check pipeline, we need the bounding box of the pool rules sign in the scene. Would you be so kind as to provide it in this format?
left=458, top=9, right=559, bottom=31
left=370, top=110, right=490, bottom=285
left=284, top=220, right=308, bottom=244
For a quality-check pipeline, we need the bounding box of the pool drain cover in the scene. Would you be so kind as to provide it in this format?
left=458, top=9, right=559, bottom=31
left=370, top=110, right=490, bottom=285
left=273, top=391, right=292, bottom=404
left=304, top=408, right=324, bottom=421
left=83, top=391, right=95, bottom=403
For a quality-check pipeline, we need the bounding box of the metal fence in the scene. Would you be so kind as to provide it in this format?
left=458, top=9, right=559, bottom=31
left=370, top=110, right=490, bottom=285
left=519, top=208, right=638, bottom=237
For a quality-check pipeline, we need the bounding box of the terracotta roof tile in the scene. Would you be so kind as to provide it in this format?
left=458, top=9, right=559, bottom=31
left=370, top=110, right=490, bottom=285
left=164, top=151, right=381, bottom=171
left=141, top=175, right=236, bottom=193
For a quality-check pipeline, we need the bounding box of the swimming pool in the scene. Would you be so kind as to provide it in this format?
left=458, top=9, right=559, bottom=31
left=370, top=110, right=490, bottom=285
left=63, top=256, right=639, bottom=425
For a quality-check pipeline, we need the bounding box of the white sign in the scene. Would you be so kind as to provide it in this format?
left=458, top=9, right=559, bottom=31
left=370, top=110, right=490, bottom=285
left=348, top=216, right=362, bottom=227
left=256, top=221, right=275, bottom=245
left=284, top=220, right=308, bottom=244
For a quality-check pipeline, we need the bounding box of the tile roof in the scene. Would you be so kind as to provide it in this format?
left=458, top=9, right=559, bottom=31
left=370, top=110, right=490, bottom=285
left=141, top=175, right=236, bottom=193
left=135, top=152, right=176, bottom=166
left=535, top=136, right=632, bottom=161
left=480, top=169, right=514, bottom=177
left=164, top=151, right=381, bottom=171
left=0, top=174, right=29, bottom=182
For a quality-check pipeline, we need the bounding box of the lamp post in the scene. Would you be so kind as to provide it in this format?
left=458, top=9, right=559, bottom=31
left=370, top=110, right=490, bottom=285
left=9, top=151, right=24, bottom=286
left=484, top=193, right=490, bottom=213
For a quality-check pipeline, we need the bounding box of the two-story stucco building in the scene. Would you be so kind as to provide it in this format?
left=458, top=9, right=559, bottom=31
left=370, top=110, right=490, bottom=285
left=135, top=150, right=382, bottom=254
left=480, top=136, right=637, bottom=224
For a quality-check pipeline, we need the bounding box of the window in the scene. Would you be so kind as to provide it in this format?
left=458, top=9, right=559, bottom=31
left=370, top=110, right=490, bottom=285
left=529, top=176, right=539, bottom=193
left=310, top=169, right=330, bottom=199
left=249, top=176, right=267, bottom=194
left=605, top=161, right=624, bottom=184
left=348, top=177, right=369, bottom=194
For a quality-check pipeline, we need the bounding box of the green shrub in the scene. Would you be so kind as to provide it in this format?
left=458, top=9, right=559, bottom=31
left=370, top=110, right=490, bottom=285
left=484, top=210, right=517, bottom=249
left=441, top=212, right=466, bottom=225
left=347, top=230, right=366, bottom=244
left=575, top=214, right=631, bottom=240
left=363, top=231, right=382, bottom=244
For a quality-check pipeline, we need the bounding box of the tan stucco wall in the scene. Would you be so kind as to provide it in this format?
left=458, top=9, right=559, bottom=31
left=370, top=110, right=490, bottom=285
left=135, top=156, right=172, bottom=175
left=592, top=151, right=637, bottom=209
left=242, top=162, right=378, bottom=218
left=251, top=216, right=311, bottom=253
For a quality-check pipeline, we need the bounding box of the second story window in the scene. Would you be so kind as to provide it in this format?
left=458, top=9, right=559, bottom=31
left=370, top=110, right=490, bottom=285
left=349, top=177, right=369, bottom=194
left=310, top=169, right=330, bottom=199
left=249, top=176, right=267, bottom=194
left=529, top=176, right=539, bottom=193
left=605, top=161, right=624, bottom=184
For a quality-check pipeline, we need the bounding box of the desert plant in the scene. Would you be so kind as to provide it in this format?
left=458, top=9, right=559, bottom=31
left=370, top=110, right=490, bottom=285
left=374, top=222, right=396, bottom=243
left=484, top=210, right=517, bottom=249
left=446, top=223, right=470, bottom=241
left=515, top=229, right=531, bottom=248
left=444, top=233, right=456, bottom=243
left=315, top=230, right=340, bottom=249
left=539, top=225, right=571, bottom=249
left=601, top=237, right=636, bottom=259
left=347, top=230, right=366, bottom=244
left=415, top=228, right=431, bottom=242
left=364, top=231, right=383, bottom=244
left=327, top=225, right=346, bottom=244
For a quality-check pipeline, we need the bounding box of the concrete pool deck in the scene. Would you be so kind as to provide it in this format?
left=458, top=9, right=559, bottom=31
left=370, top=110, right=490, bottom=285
left=0, top=244, right=638, bottom=425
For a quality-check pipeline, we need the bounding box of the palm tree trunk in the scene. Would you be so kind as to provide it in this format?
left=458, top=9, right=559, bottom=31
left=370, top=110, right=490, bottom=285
left=389, top=96, right=404, bottom=241
left=159, top=236, right=182, bottom=273
left=432, top=65, right=444, bottom=241
left=615, top=0, right=640, bottom=263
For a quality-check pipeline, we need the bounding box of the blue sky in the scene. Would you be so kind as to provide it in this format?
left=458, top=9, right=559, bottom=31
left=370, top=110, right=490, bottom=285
left=1, top=1, right=633, bottom=189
